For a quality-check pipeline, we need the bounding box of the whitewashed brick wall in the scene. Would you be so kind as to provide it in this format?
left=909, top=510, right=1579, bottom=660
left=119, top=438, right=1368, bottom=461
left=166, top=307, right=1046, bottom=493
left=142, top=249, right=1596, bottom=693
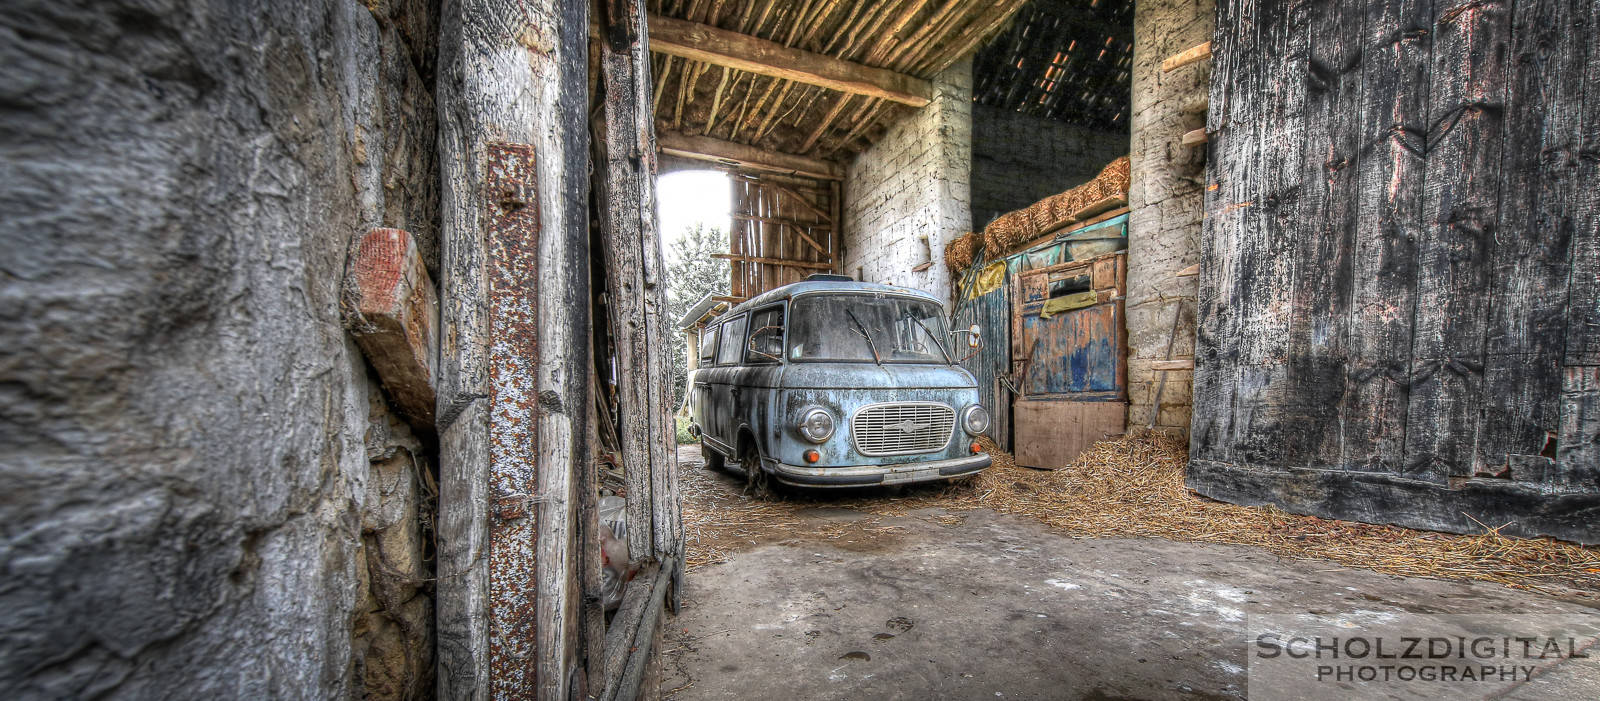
left=841, top=59, right=973, bottom=306
left=1126, top=0, right=1214, bottom=436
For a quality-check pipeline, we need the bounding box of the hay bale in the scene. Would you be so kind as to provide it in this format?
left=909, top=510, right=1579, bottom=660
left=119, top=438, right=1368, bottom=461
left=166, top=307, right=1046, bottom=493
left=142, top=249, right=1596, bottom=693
left=944, top=231, right=980, bottom=273
left=982, top=209, right=1035, bottom=254
left=1037, top=156, right=1132, bottom=233
left=982, top=156, right=1133, bottom=256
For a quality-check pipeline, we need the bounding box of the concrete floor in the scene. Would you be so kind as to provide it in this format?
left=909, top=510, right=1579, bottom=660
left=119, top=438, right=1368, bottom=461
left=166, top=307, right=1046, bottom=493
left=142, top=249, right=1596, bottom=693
left=660, top=448, right=1599, bottom=700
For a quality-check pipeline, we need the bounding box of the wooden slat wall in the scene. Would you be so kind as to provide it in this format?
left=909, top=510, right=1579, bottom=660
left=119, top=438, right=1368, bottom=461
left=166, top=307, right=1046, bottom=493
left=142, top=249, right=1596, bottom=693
left=1190, top=0, right=1600, bottom=543
left=954, top=276, right=1013, bottom=452
left=727, top=172, right=837, bottom=300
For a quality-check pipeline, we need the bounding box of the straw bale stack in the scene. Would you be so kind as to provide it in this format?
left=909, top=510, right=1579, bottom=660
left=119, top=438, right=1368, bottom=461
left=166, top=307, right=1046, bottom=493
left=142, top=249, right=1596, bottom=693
left=982, top=209, right=1035, bottom=254
left=981, top=156, right=1132, bottom=255
left=944, top=231, right=981, bottom=273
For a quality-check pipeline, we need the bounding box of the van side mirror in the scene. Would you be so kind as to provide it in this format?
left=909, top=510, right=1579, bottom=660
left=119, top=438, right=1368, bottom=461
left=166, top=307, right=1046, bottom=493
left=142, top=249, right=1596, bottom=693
left=949, top=324, right=981, bottom=349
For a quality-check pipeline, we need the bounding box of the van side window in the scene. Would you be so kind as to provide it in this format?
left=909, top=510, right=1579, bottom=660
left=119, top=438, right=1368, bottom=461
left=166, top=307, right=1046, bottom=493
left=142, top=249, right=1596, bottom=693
left=715, top=315, right=747, bottom=366
left=744, top=306, right=785, bottom=364
left=698, top=324, right=718, bottom=362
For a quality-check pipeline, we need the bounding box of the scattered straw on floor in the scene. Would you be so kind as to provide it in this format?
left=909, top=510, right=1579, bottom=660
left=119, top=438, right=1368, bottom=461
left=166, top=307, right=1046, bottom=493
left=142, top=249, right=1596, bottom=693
left=676, top=436, right=1599, bottom=594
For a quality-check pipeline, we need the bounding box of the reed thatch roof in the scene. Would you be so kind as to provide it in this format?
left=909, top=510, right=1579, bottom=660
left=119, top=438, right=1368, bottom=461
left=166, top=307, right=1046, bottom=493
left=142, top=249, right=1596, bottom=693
left=645, top=0, right=1033, bottom=168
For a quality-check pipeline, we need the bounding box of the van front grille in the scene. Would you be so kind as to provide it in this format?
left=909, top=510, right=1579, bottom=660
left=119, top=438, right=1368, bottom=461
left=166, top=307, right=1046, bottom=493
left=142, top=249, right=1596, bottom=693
left=851, top=402, right=955, bottom=456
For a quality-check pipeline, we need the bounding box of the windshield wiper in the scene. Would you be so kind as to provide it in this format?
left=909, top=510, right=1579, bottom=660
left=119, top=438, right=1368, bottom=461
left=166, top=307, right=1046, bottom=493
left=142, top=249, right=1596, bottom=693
left=846, top=308, right=882, bottom=365
left=903, top=311, right=952, bottom=364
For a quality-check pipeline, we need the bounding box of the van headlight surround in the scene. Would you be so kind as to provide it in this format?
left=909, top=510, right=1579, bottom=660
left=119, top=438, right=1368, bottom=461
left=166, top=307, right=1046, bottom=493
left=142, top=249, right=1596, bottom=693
left=798, top=408, right=835, bottom=443
left=962, top=405, right=990, bottom=435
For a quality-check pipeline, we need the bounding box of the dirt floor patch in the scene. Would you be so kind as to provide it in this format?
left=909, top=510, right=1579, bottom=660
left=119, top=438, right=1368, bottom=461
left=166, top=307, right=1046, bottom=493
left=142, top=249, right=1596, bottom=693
left=678, top=436, right=1600, bottom=595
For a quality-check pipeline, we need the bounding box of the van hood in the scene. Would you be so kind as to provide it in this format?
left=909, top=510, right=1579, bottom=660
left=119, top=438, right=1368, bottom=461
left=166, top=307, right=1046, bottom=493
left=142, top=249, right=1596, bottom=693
left=778, top=362, right=977, bottom=390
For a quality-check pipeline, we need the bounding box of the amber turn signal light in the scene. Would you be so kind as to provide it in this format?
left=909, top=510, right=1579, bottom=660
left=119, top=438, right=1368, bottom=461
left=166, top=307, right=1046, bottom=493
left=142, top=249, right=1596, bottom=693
left=804, top=449, right=821, bottom=463
left=971, top=442, right=984, bottom=453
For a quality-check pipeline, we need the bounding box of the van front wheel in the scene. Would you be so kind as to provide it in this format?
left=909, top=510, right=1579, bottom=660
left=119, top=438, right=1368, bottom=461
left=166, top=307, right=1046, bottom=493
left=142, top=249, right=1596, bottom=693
left=701, top=440, right=725, bottom=472
left=739, top=442, right=777, bottom=497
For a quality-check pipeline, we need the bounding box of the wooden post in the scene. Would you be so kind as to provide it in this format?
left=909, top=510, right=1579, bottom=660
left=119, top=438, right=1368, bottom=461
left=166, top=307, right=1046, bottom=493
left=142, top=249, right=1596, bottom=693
left=347, top=227, right=440, bottom=433
left=592, top=0, right=683, bottom=568
left=434, top=1, right=592, bottom=699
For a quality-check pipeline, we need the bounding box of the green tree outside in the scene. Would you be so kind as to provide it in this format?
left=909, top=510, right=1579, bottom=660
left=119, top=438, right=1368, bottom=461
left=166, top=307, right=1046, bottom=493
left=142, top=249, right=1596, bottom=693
left=664, top=223, right=728, bottom=409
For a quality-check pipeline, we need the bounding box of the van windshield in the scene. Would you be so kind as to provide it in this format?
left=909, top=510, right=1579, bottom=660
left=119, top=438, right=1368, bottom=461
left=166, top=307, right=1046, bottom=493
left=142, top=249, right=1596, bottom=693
left=788, top=293, right=950, bottom=364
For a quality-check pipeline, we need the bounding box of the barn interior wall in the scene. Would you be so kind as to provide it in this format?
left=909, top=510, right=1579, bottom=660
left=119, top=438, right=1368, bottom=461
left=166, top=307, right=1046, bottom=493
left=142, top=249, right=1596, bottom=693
left=1124, top=0, right=1214, bottom=436
left=970, top=105, right=1129, bottom=230
left=1, top=0, right=441, bottom=696
left=841, top=59, right=974, bottom=305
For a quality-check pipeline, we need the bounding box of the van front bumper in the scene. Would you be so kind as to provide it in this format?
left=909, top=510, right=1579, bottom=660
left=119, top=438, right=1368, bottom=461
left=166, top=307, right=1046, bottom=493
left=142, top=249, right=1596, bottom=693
left=768, top=453, right=991, bottom=488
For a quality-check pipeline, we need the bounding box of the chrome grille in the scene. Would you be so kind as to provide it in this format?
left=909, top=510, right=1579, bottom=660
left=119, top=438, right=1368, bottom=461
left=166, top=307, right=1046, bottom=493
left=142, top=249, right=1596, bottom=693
left=851, top=402, right=955, bottom=456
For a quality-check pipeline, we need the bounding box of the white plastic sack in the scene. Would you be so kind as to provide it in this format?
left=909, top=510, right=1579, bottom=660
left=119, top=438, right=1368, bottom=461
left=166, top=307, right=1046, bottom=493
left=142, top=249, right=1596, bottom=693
left=598, top=496, right=633, bottom=610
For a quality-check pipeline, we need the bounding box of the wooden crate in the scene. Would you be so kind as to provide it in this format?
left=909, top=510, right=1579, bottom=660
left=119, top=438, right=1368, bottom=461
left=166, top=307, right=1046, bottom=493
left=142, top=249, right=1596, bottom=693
left=1013, top=399, right=1127, bottom=470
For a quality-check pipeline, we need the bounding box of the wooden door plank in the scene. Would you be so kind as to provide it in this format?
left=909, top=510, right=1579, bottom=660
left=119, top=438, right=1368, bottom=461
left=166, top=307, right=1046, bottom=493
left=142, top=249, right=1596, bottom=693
left=1556, top=367, right=1600, bottom=492
left=1202, top=0, right=1309, bottom=467
left=1474, top=0, right=1587, bottom=474
left=1193, top=0, right=1262, bottom=464
left=1339, top=0, right=1432, bottom=476
left=1403, top=0, right=1512, bottom=483
left=1564, top=0, right=1600, bottom=366
left=1281, top=0, right=1363, bottom=468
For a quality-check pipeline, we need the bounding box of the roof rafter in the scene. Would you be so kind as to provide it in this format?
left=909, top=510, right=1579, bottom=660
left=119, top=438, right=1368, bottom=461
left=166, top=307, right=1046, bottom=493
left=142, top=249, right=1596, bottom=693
left=657, top=130, right=845, bottom=180
left=643, top=14, right=933, bottom=107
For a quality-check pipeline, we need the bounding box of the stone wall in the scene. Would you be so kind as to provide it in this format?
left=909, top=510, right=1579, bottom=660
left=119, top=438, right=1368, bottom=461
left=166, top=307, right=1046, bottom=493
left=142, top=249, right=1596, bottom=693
left=0, top=0, right=439, bottom=697
left=1125, top=0, right=1213, bottom=436
left=841, top=59, right=973, bottom=305
left=970, top=105, right=1129, bottom=229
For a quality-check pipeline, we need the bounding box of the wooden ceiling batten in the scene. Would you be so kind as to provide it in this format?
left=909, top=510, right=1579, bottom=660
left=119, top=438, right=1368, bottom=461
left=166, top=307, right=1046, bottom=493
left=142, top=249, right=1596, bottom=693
left=644, top=0, right=1031, bottom=162
left=639, top=13, right=934, bottom=106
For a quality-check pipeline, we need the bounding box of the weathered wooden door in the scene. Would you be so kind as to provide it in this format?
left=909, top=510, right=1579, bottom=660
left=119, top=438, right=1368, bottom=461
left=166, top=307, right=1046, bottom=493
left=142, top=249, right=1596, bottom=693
left=1189, top=0, right=1599, bottom=544
left=724, top=173, right=839, bottom=301
left=1007, top=219, right=1129, bottom=469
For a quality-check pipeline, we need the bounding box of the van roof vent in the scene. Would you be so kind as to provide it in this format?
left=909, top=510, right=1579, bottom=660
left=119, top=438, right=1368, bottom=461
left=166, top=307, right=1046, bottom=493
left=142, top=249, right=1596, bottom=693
left=805, top=274, right=854, bottom=282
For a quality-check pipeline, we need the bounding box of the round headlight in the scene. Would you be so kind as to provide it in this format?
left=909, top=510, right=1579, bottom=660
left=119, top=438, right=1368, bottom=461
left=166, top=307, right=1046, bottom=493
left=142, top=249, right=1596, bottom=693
left=798, top=408, right=835, bottom=443
left=962, top=405, right=990, bottom=435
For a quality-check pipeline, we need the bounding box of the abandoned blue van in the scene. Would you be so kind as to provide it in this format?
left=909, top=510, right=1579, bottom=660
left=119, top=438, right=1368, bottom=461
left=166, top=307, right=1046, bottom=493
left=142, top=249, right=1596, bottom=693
left=687, top=275, right=992, bottom=490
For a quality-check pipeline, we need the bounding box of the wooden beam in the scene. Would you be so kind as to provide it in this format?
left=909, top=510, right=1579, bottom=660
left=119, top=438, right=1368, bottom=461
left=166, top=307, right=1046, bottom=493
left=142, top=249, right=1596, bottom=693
left=347, top=227, right=439, bottom=434
left=1162, top=41, right=1212, bottom=72
left=1151, top=359, right=1196, bottom=371
left=1181, top=128, right=1210, bottom=145
left=593, top=0, right=682, bottom=568
left=435, top=1, right=593, bottom=697
left=711, top=253, right=832, bottom=270
left=638, top=14, right=932, bottom=107
left=658, top=130, right=844, bottom=180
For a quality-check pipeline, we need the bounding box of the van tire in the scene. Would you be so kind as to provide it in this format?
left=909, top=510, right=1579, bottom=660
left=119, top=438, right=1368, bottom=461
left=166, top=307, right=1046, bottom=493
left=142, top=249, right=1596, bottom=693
left=701, top=440, right=725, bottom=472
left=739, top=441, right=778, bottom=497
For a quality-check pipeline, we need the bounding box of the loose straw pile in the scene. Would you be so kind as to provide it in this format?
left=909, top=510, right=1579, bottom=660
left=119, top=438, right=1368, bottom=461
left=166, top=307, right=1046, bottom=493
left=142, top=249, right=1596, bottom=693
left=677, top=436, right=1600, bottom=594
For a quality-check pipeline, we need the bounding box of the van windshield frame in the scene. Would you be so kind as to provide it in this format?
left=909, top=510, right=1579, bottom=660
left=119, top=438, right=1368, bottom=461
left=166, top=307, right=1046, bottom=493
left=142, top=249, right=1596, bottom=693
left=786, top=292, right=951, bottom=365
